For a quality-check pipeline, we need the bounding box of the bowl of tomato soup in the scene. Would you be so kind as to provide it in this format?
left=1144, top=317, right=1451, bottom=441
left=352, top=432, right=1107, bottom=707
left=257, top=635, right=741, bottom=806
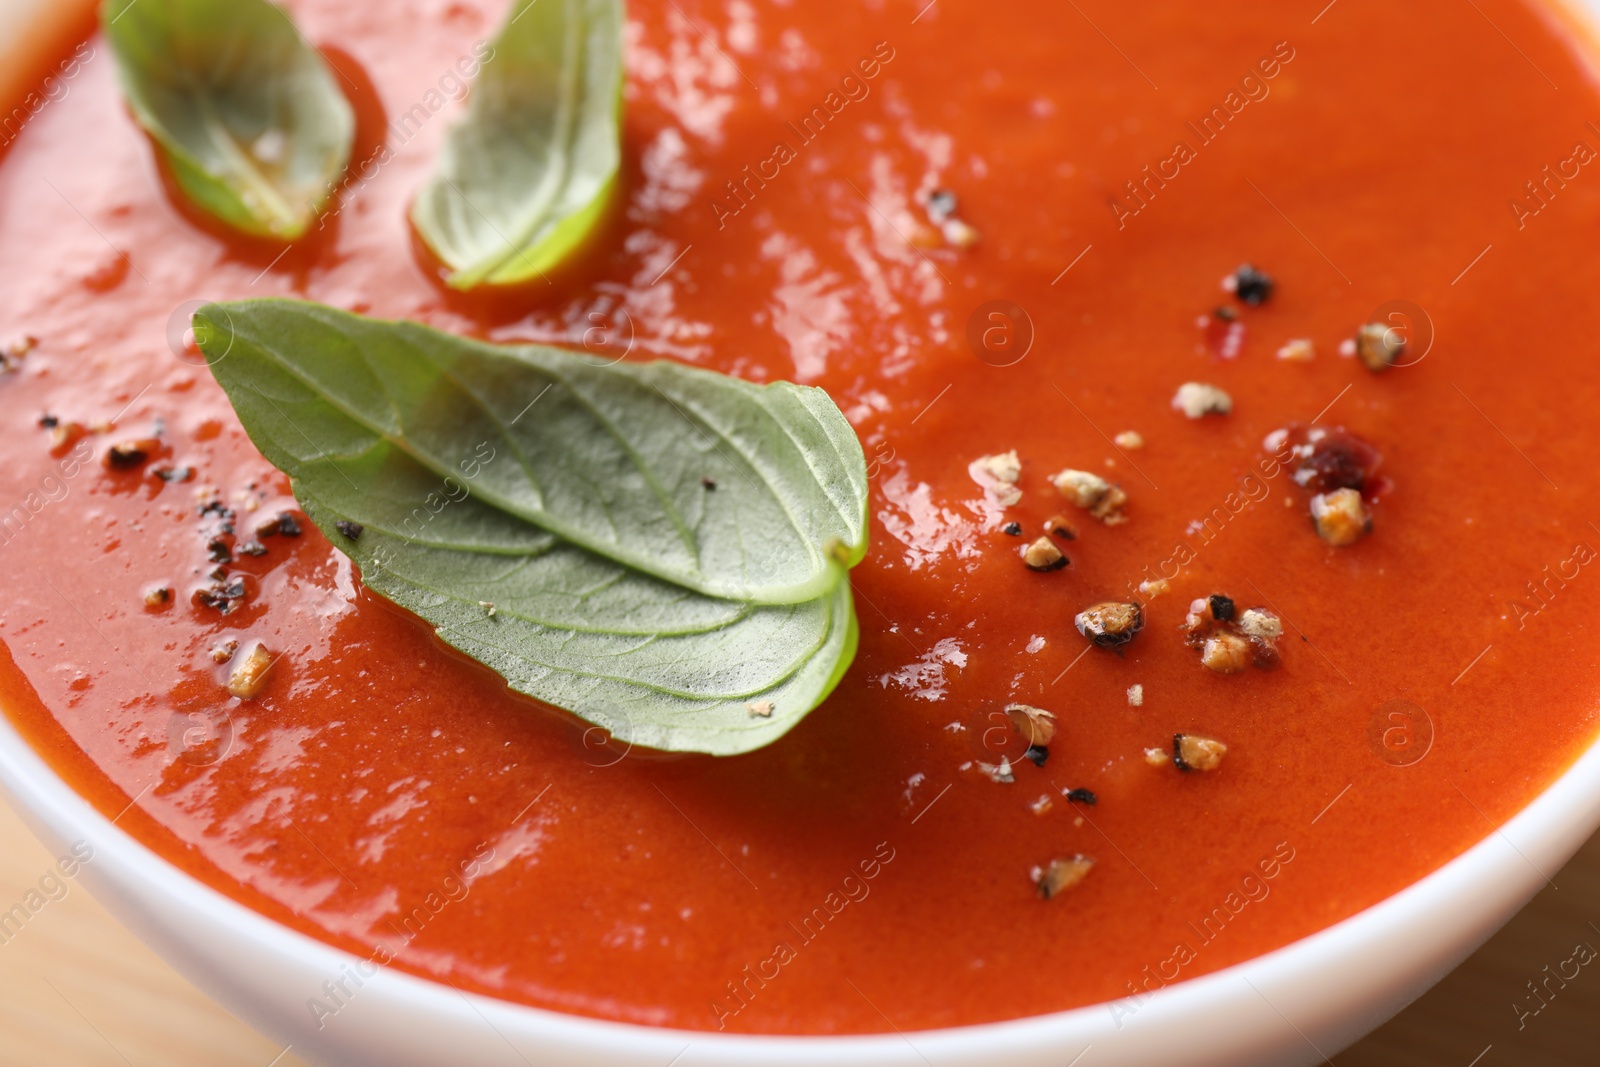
left=5, top=0, right=1600, bottom=1064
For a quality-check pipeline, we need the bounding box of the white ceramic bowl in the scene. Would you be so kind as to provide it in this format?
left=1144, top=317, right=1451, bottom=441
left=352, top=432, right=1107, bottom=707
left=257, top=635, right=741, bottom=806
left=4, top=706, right=1600, bottom=1067
left=6, top=1, right=1600, bottom=1064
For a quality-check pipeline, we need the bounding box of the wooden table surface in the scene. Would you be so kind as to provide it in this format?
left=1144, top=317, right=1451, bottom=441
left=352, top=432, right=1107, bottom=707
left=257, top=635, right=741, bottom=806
left=0, top=793, right=1594, bottom=1067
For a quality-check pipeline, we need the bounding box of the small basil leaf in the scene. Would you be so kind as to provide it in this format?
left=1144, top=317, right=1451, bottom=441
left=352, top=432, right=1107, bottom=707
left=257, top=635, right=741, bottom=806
left=409, top=0, right=623, bottom=288
left=102, top=0, right=354, bottom=240
left=196, top=299, right=869, bottom=605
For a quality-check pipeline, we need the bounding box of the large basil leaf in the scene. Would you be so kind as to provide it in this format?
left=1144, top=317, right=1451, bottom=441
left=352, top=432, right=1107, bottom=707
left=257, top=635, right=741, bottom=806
left=193, top=299, right=867, bottom=754
left=102, top=0, right=354, bottom=240
left=291, top=446, right=854, bottom=754
left=195, top=299, right=868, bottom=605
left=409, top=0, right=623, bottom=288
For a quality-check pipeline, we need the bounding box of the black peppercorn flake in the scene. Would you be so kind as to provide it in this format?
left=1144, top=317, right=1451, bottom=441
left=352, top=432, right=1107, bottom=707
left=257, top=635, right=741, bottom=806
left=1229, top=263, right=1274, bottom=306
left=334, top=520, right=364, bottom=540
left=1024, top=744, right=1049, bottom=767
left=38, top=414, right=58, bottom=429
left=1002, top=521, right=1022, bottom=536
left=105, top=440, right=155, bottom=469
left=1065, top=788, right=1098, bottom=805
left=276, top=512, right=302, bottom=537
left=1208, top=594, right=1236, bottom=622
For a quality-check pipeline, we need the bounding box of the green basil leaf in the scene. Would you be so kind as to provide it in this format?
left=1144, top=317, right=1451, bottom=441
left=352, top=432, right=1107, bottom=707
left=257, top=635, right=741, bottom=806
left=409, top=0, right=623, bottom=288
left=195, top=299, right=869, bottom=605
left=292, top=446, right=855, bottom=754
left=192, top=299, right=863, bottom=754
left=102, top=0, right=354, bottom=240
left=303, top=491, right=857, bottom=755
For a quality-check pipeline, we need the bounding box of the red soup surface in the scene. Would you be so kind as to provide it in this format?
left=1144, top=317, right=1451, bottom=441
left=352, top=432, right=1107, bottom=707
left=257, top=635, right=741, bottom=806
left=3, top=0, right=1600, bottom=1036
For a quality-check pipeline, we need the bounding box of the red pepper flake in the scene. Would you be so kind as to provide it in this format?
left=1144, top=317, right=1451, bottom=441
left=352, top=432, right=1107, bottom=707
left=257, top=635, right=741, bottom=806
left=1265, top=423, right=1388, bottom=545
left=1198, top=312, right=1246, bottom=360
left=1268, top=424, right=1387, bottom=500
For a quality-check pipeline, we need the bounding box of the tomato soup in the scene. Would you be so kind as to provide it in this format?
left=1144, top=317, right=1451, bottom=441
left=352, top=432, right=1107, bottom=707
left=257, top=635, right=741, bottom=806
left=4, top=0, right=1600, bottom=1036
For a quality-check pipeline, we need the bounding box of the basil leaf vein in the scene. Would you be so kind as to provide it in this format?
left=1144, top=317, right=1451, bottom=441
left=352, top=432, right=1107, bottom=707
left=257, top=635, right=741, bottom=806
left=409, top=0, right=624, bottom=288
left=102, top=0, right=354, bottom=240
